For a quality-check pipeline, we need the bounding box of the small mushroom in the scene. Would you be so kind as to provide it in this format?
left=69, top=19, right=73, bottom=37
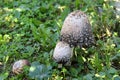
left=12, top=59, right=30, bottom=74
left=60, top=10, right=94, bottom=48
left=53, top=41, right=73, bottom=67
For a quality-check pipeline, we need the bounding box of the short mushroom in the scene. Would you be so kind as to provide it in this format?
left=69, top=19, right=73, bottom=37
left=12, top=59, right=30, bottom=74
left=53, top=41, right=73, bottom=67
left=60, top=10, right=94, bottom=48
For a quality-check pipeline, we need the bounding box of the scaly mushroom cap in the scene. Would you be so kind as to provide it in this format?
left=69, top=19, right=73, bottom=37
left=12, top=59, right=30, bottom=74
left=60, top=10, right=94, bottom=47
left=53, top=41, right=73, bottom=64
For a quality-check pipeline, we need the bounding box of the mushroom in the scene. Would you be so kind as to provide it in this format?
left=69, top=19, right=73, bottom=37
left=60, top=10, right=94, bottom=48
left=53, top=10, right=95, bottom=67
left=12, top=59, right=30, bottom=74
left=53, top=41, right=73, bottom=67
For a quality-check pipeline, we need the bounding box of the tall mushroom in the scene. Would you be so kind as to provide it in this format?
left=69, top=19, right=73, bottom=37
left=60, top=10, right=94, bottom=48
left=53, top=10, right=95, bottom=66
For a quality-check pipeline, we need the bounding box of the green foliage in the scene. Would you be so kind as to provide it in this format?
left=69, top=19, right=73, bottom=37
left=29, top=61, right=52, bottom=80
left=0, top=0, right=120, bottom=79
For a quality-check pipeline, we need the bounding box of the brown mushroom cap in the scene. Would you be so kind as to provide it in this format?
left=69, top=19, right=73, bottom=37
left=60, top=10, right=94, bottom=48
left=12, top=59, right=30, bottom=74
left=53, top=41, right=73, bottom=64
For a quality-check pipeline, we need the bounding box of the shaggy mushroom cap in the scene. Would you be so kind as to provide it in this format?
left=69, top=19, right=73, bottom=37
left=53, top=41, right=73, bottom=64
left=12, top=59, right=30, bottom=74
left=60, top=10, right=94, bottom=48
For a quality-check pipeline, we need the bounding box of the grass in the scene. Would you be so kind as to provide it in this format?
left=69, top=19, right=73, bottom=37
left=0, top=0, right=120, bottom=80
